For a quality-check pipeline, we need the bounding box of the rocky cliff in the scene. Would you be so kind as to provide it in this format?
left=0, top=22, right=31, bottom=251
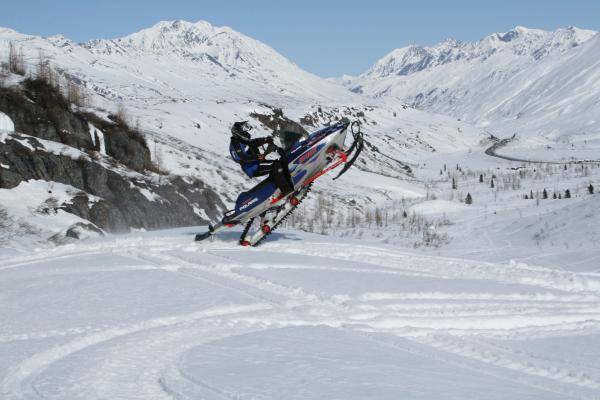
left=0, top=78, right=224, bottom=241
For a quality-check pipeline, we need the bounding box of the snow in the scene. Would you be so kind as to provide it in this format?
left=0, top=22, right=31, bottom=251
left=0, top=111, right=15, bottom=132
left=1, top=20, right=600, bottom=399
left=1, top=228, right=599, bottom=399
left=0, top=180, right=102, bottom=250
left=409, top=199, right=468, bottom=215
left=131, top=184, right=161, bottom=202
left=87, top=123, right=106, bottom=155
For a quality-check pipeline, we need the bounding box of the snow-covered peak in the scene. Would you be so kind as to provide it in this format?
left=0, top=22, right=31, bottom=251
left=46, top=34, right=75, bottom=48
left=83, top=19, right=293, bottom=72
left=102, top=19, right=221, bottom=52
left=361, top=26, right=597, bottom=79
left=364, top=40, right=467, bottom=78
left=478, top=25, right=595, bottom=58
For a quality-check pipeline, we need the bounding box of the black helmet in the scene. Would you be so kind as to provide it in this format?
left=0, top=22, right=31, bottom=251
left=231, top=121, right=251, bottom=140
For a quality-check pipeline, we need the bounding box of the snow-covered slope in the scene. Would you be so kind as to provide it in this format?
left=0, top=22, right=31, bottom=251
left=0, top=111, right=14, bottom=132
left=344, top=26, right=600, bottom=141
left=1, top=228, right=599, bottom=399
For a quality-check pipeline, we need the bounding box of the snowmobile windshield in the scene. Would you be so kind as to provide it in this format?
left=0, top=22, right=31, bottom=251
left=278, top=130, right=304, bottom=151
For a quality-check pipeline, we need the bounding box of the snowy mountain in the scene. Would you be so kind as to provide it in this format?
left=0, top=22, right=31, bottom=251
left=343, top=26, right=600, bottom=141
left=0, top=20, right=485, bottom=244
left=359, top=26, right=595, bottom=80
left=81, top=20, right=358, bottom=103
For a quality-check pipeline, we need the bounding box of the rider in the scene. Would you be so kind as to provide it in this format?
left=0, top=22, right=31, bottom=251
left=229, top=121, right=294, bottom=197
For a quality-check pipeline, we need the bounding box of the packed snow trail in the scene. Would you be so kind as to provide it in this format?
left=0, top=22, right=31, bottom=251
left=1, top=228, right=600, bottom=399
left=485, top=137, right=600, bottom=164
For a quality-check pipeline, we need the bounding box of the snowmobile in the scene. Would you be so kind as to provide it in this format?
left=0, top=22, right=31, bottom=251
left=195, top=120, right=364, bottom=246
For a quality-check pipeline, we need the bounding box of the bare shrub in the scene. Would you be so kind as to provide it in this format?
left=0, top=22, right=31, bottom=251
left=0, top=62, right=9, bottom=86
left=151, top=138, right=167, bottom=175
left=416, top=228, right=450, bottom=248
left=8, top=42, right=26, bottom=76
left=0, top=207, right=9, bottom=229
left=66, top=79, right=88, bottom=107
left=35, top=52, right=61, bottom=90
left=115, top=104, right=130, bottom=128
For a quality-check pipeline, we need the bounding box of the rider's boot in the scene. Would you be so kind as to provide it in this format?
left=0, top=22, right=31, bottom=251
left=271, top=160, right=294, bottom=197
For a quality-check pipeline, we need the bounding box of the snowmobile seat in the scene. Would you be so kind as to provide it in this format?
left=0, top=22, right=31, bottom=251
left=233, top=177, right=277, bottom=216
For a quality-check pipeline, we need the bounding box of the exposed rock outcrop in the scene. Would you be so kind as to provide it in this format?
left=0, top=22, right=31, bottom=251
left=0, top=79, right=224, bottom=237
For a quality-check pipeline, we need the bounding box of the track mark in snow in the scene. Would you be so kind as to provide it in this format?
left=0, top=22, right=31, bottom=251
left=418, top=334, right=600, bottom=393
left=4, top=235, right=599, bottom=399
left=0, top=326, right=100, bottom=344
left=353, top=330, right=591, bottom=400
left=141, top=248, right=600, bottom=339
left=160, top=363, right=245, bottom=400
left=262, top=242, right=600, bottom=294
left=0, top=251, right=108, bottom=272
left=1, top=304, right=270, bottom=400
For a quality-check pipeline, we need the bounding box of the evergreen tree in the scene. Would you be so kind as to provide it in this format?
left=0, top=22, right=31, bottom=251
left=553, top=192, right=557, bottom=199
left=564, top=164, right=568, bottom=171
left=565, top=189, right=571, bottom=199
left=524, top=194, right=529, bottom=200
left=542, top=188, right=548, bottom=199
left=589, top=184, right=594, bottom=194
left=479, top=174, right=483, bottom=183
left=452, top=177, right=457, bottom=190
left=558, top=193, right=562, bottom=199
left=490, top=179, right=495, bottom=189
left=530, top=189, right=534, bottom=199
left=443, top=164, right=446, bottom=172
left=465, top=193, right=473, bottom=205
left=402, top=210, right=408, bottom=218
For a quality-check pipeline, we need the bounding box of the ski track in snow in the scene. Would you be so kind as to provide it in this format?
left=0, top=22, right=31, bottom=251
left=2, top=233, right=600, bottom=399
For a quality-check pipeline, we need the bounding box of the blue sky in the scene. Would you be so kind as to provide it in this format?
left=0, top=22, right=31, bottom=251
left=1, top=0, right=599, bottom=77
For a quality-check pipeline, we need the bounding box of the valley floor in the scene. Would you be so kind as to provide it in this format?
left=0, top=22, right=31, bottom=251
left=2, top=227, right=600, bottom=399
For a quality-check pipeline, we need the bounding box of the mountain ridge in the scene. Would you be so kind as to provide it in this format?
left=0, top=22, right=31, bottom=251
left=342, top=25, right=600, bottom=141
left=355, top=25, right=597, bottom=80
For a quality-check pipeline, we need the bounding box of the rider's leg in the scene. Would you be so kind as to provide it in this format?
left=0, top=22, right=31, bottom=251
left=253, top=161, right=274, bottom=177
left=251, top=161, right=293, bottom=196
left=269, top=160, right=294, bottom=196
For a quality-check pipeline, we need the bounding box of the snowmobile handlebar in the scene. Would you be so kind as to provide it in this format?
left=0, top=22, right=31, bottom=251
left=260, top=141, right=289, bottom=162
left=351, top=120, right=362, bottom=135
left=332, top=120, right=365, bottom=180
left=263, top=141, right=279, bottom=155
